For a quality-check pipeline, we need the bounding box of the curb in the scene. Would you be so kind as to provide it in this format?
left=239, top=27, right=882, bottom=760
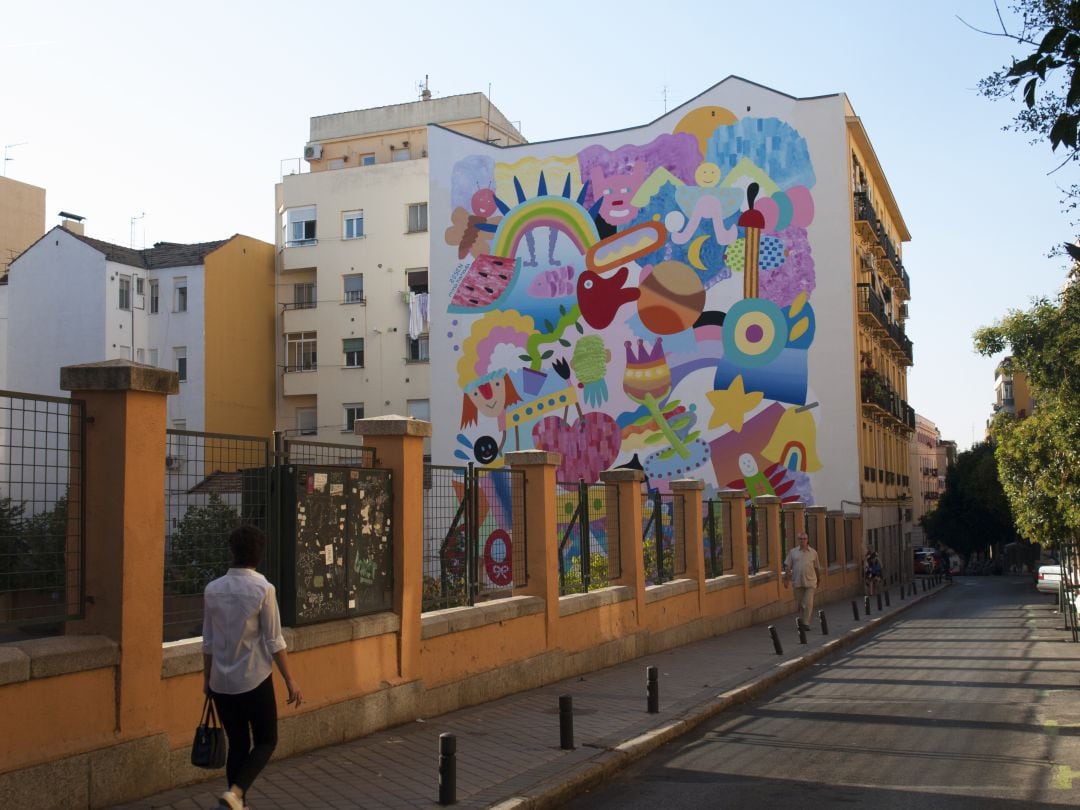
left=490, top=582, right=948, bottom=809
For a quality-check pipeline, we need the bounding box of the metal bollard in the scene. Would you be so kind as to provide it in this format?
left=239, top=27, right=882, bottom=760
left=900, top=584, right=905, bottom=600
left=768, top=625, right=784, bottom=655
left=438, top=733, right=457, bottom=806
left=922, top=579, right=927, bottom=592
left=559, top=695, right=574, bottom=750
left=911, top=581, right=917, bottom=596
left=851, top=600, right=860, bottom=621
left=864, top=595, right=871, bottom=616
left=877, top=593, right=883, bottom=612
left=819, top=609, right=829, bottom=635
left=796, top=617, right=807, bottom=644
left=884, top=590, right=891, bottom=607
left=646, top=666, right=659, bottom=714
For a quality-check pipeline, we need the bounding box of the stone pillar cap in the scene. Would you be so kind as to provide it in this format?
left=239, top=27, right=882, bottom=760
left=669, top=478, right=705, bottom=491
left=505, top=450, right=561, bottom=467
left=600, top=468, right=645, bottom=483
left=60, top=359, right=179, bottom=395
left=353, top=415, right=431, bottom=437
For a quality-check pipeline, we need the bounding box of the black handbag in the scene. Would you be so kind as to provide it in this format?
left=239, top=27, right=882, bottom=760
left=191, top=695, right=226, bottom=769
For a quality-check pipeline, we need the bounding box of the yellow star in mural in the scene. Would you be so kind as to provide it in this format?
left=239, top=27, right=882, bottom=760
left=707, top=375, right=763, bottom=432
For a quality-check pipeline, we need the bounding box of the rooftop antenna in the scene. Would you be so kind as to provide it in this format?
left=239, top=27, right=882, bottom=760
left=3, top=142, right=28, bottom=177
left=662, top=84, right=668, bottom=114
left=130, top=212, right=146, bottom=249
left=419, top=74, right=432, bottom=101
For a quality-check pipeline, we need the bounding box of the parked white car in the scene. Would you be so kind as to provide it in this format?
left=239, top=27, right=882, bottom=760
left=1037, top=564, right=1063, bottom=595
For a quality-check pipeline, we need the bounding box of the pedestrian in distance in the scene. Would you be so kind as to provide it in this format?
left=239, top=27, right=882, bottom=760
left=782, top=531, right=821, bottom=631
left=203, top=525, right=303, bottom=810
left=864, top=549, right=883, bottom=596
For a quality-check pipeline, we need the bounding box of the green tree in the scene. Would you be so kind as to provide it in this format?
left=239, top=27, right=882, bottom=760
left=166, top=493, right=239, bottom=595
left=922, top=442, right=1015, bottom=558
left=975, top=1, right=1080, bottom=219
left=0, top=498, right=27, bottom=586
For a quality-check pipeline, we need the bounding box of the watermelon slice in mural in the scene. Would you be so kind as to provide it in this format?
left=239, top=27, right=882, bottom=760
left=435, top=88, right=832, bottom=506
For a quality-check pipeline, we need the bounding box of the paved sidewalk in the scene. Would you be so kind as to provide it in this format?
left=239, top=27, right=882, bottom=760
left=116, top=581, right=946, bottom=810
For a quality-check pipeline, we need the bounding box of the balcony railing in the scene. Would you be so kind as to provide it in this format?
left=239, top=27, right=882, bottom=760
left=860, top=370, right=915, bottom=432
left=854, top=192, right=910, bottom=299
left=853, top=192, right=881, bottom=242
left=857, top=283, right=886, bottom=326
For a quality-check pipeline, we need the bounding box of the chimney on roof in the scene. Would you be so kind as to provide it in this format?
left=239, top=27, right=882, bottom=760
left=58, top=211, right=85, bottom=236
left=420, top=74, right=432, bottom=101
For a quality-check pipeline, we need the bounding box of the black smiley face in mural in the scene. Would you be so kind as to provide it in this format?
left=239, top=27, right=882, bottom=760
left=473, top=435, right=499, bottom=465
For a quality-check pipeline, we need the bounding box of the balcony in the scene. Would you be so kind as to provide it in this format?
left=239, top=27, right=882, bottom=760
left=853, top=192, right=881, bottom=244
left=280, top=243, right=319, bottom=274
left=282, top=304, right=319, bottom=333
left=283, top=367, right=318, bottom=397
left=860, top=370, right=916, bottom=433
left=857, top=283, right=886, bottom=328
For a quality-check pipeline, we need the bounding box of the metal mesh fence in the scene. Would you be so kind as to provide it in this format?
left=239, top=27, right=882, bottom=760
left=422, top=464, right=525, bottom=611
left=747, top=506, right=759, bottom=574
left=0, top=391, right=85, bottom=637
left=163, top=430, right=270, bottom=642
left=556, top=481, right=620, bottom=595
left=703, top=499, right=723, bottom=579
left=807, top=515, right=820, bottom=552
left=642, top=492, right=685, bottom=586
left=826, top=516, right=838, bottom=565
left=844, top=517, right=855, bottom=563
left=782, top=510, right=796, bottom=561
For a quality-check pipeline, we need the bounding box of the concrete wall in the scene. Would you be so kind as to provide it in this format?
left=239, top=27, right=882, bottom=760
left=0, top=363, right=863, bottom=808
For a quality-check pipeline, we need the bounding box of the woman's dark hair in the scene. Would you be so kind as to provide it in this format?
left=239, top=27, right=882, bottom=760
left=229, top=524, right=266, bottom=568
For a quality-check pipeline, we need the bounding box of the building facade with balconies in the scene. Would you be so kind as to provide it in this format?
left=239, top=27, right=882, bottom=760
left=907, top=414, right=956, bottom=546
left=274, top=92, right=524, bottom=445
left=992, top=356, right=1035, bottom=420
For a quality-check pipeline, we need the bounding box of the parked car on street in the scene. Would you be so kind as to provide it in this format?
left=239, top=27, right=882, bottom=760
left=914, top=551, right=937, bottom=575
left=1037, top=564, right=1063, bottom=595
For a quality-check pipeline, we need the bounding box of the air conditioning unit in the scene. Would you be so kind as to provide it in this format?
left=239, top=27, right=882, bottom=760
left=165, top=456, right=183, bottom=470
left=303, top=143, right=322, bottom=161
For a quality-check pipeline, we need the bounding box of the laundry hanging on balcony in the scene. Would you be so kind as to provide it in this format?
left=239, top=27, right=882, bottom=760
left=407, top=291, right=429, bottom=339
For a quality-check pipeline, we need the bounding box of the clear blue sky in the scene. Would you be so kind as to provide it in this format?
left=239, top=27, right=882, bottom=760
left=2, top=0, right=1070, bottom=449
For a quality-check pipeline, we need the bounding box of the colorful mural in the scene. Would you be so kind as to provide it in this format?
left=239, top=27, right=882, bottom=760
left=433, top=99, right=830, bottom=502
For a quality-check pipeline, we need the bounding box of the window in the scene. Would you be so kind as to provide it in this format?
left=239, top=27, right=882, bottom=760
left=175, top=347, right=187, bottom=382
left=344, top=274, right=364, bottom=304
left=343, top=210, right=364, bottom=239
left=286, top=332, right=317, bottom=371
left=407, top=268, right=428, bottom=294
left=407, top=202, right=428, bottom=233
left=359, top=154, right=375, bottom=166
left=149, top=348, right=158, bottom=366
left=393, top=148, right=412, bottom=162
left=149, top=280, right=159, bottom=314
left=293, top=283, right=316, bottom=308
left=118, top=276, right=131, bottom=310
left=407, top=399, right=430, bottom=422
left=174, top=277, right=188, bottom=312
left=297, top=408, right=317, bottom=436
left=328, top=158, right=346, bottom=171
left=344, top=403, right=365, bottom=432
left=136, top=348, right=145, bottom=364
left=284, top=206, right=317, bottom=246
left=406, top=333, right=429, bottom=363
left=344, top=337, right=364, bottom=368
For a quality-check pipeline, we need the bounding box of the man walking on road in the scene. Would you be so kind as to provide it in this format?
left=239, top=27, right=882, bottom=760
left=782, top=531, right=820, bottom=630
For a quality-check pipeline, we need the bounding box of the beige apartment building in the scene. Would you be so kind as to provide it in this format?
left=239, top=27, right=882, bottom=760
left=274, top=92, right=524, bottom=444
left=0, top=175, right=47, bottom=389
left=908, top=414, right=956, bottom=547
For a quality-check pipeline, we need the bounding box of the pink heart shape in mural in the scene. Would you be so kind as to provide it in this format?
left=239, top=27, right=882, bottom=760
left=532, top=411, right=621, bottom=483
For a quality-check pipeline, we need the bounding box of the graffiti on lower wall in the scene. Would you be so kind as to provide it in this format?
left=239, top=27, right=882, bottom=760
left=437, top=105, right=823, bottom=501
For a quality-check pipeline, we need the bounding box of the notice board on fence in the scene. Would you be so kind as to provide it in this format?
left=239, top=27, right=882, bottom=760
left=281, top=464, right=393, bottom=626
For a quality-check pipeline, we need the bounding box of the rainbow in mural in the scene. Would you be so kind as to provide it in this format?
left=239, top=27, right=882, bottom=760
left=432, top=82, right=834, bottom=505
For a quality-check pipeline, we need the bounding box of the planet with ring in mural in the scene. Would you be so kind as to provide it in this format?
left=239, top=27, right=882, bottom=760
left=637, top=260, right=706, bottom=335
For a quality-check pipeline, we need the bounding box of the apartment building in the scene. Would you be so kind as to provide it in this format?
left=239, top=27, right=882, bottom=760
left=6, top=226, right=276, bottom=435
left=992, top=356, right=1035, bottom=419
left=426, top=76, right=915, bottom=570
left=907, top=414, right=956, bottom=546
left=274, top=92, right=524, bottom=443
left=0, top=176, right=47, bottom=388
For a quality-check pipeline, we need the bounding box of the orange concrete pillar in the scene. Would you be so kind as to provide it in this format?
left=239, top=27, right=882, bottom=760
left=60, top=360, right=177, bottom=734
left=600, top=469, right=646, bottom=623
left=719, top=488, right=749, bottom=604
left=670, top=479, right=705, bottom=602
left=354, top=416, right=430, bottom=680
left=505, top=450, right=561, bottom=647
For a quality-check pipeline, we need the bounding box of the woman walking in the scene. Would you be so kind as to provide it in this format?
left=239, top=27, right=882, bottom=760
left=203, top=525, right=303, bottom=809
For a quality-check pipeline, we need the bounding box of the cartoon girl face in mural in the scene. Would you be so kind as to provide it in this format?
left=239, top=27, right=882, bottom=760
left=460, top=371, right=522, bottom=448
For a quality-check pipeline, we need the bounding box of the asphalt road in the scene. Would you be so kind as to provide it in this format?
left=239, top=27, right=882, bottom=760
left=563, top=576, right=1080, bottom=809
